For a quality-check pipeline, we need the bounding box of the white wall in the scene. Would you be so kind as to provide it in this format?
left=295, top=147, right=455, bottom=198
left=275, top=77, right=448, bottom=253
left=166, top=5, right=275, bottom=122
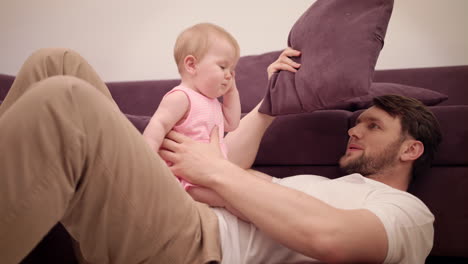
left=1, top=0, right=467, bottom=82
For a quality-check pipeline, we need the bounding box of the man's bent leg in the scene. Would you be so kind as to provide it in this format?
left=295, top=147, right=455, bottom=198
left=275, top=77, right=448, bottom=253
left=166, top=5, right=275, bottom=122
left=0, top=48, right=120, bottom=262
left=0, top=77, right=221, bottom=264
left=0, top=48, right=115, bottom=117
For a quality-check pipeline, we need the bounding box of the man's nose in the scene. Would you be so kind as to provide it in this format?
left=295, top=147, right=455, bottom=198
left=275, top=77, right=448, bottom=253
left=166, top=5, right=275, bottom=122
left=348, top=124, right=362, bottom=139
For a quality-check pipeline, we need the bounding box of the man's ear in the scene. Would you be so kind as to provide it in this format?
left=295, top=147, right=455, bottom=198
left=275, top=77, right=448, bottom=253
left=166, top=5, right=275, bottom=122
left=184, top=55, right=197, bottom=75
left=400, top=140, right=424, bottom=162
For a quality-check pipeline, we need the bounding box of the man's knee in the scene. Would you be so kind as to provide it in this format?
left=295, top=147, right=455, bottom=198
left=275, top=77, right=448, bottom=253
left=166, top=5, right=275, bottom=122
left=31, top=75, right=102, bottom=104
left=26, top=48, right=85, bottom=75
left=34, top=74, right=85, bottom=88
left=30, top=48, right=81, bottom=62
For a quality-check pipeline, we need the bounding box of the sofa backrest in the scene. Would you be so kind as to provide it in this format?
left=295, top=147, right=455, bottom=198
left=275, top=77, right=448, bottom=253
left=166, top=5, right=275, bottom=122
left=2, top=53, right=466, bottom=113
left=373, top=66, right=468, bottom=106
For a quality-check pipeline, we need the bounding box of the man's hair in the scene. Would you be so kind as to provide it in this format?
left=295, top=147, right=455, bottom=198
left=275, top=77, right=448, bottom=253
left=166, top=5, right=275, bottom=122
left=372, top=95, right=442, bottom=178
left=173, top=23, right=240, bottom=74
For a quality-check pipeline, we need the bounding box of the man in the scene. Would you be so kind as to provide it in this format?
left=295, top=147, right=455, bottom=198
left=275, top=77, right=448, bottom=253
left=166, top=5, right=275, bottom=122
left=0, top=48, right=441, bottom=264
left=160, top=48, right=442, bottom=263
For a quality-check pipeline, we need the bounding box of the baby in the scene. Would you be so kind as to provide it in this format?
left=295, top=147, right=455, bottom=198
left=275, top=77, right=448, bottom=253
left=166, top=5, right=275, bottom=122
left=143, top=23, right=245, bottom=219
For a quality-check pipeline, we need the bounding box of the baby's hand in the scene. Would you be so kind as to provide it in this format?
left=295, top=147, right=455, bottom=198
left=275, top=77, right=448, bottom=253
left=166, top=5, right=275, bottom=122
left=226, top=70, right=237, bottom=93
left=267, top=48, right=301, bottom=79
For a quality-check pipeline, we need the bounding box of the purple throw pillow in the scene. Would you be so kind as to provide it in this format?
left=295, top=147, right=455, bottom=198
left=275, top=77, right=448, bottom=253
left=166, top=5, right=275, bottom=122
left=235, top=51, right=282, bottom=113
left=334, top=82, right=448, bottom=111
left=259, top=0, right=394, bottom=116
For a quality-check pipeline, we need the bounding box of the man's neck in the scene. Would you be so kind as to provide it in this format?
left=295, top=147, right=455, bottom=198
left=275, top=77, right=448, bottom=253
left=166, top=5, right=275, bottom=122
left=367, top=170, right=411, bottom=191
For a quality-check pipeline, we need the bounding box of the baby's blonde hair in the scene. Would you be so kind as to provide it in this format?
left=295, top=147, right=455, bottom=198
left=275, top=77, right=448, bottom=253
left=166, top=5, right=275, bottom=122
left=174, top=23, right=240, bottom=74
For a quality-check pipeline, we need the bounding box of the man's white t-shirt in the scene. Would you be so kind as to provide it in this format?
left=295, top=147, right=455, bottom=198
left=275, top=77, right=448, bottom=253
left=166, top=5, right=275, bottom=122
left=213, top=173, right=434, bottom=264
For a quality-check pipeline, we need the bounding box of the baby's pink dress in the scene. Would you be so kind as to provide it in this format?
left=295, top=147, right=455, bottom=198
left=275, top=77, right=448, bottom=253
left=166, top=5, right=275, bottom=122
left=165, top=85, right=228, bottom=189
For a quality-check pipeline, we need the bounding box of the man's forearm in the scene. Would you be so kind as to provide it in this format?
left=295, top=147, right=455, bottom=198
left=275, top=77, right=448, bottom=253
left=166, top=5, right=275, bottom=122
left=208, top=161, right=336, bottom=258
left=225, top=102, right=275, bottom=169
left=246, top=169, right=273, bottom=182
left=189, top=169, right=271, bottom=222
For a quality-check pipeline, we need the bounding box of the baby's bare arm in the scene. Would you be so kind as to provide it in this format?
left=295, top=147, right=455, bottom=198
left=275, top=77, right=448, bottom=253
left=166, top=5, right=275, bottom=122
left=143, top=92, right=189, bottom=152
left=222, top=77, right=241, bottom=132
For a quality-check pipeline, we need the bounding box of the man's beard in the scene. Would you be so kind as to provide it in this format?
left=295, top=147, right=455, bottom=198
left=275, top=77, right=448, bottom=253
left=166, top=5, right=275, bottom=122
left=339, top=138, right=402, bottom=176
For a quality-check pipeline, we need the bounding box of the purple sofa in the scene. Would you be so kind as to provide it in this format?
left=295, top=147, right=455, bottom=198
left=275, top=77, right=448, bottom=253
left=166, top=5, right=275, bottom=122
left=1, top=51, right=467, bottom=263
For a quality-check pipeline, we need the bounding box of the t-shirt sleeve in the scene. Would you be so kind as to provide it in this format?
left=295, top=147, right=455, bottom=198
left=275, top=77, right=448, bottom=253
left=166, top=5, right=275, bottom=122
left=363, top=189, right=434, bottom=264
left=271, top=176, right=281, bottom=184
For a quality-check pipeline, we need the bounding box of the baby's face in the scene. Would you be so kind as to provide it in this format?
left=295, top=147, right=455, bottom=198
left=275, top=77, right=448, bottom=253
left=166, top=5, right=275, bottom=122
left=193, top=38, right=238, bottom=99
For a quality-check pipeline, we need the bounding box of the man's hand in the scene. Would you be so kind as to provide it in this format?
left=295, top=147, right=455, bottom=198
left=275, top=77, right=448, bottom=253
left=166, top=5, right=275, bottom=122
left=159, top=127, right=227, bottom=187
left=267, top=47, right=301, bottom=79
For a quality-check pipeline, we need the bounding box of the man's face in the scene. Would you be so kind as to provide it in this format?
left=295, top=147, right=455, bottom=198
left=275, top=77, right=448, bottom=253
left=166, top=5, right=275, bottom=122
left=339, top=106, right=405, bottom=176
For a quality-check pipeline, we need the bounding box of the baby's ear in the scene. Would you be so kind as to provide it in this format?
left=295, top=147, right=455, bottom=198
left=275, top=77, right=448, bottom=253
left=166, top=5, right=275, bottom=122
left=401, top=139, right=424, bottom=162
left=184, top=55, right=197, bottom=75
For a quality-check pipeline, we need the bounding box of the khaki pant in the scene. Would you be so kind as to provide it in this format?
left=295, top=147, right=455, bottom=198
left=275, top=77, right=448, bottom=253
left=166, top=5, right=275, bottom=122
left=0, top=48, right=221, bottom=264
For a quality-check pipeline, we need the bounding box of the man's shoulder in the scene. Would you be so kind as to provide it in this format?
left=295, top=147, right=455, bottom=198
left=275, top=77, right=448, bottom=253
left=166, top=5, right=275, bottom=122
left=363, top=180, right=434, bottom=226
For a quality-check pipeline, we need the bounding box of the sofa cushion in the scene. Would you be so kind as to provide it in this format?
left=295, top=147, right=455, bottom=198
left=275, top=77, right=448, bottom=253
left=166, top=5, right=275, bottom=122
left=236, top=51, right=281, bottom=113
left=259, top=0, right=394, bottom=116
left=124, top=113, right=151, bottom=134
left=256, top=110, right=351, bottom=166
left=108, top=79, right=179, bottom=116
left=409, top=166, right=468, bottom=258
left=0, top=73, right=15, bottom=101
left=430, top=106, right=468, bottom=165
left=373, top=66, right=468, bottom=107
left=335, top=82, right=448, bottom=111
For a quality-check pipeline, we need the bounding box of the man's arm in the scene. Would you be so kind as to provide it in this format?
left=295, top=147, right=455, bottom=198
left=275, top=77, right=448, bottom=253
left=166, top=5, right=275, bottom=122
left=187, top=187, right=250, bottom=222
left=160, top=125, right=388, bottom=264
left=207, top=161, right=388, bottom=263
left=225, top=47, right=302, bottom=169
left=186, top=169, right=272, bottom=222
left=224, top=102, right=275, bottom=168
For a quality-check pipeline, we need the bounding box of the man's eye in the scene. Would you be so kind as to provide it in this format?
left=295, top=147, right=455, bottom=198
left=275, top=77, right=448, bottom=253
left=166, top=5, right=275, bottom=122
left=369, top=123, right=380, bottom=129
